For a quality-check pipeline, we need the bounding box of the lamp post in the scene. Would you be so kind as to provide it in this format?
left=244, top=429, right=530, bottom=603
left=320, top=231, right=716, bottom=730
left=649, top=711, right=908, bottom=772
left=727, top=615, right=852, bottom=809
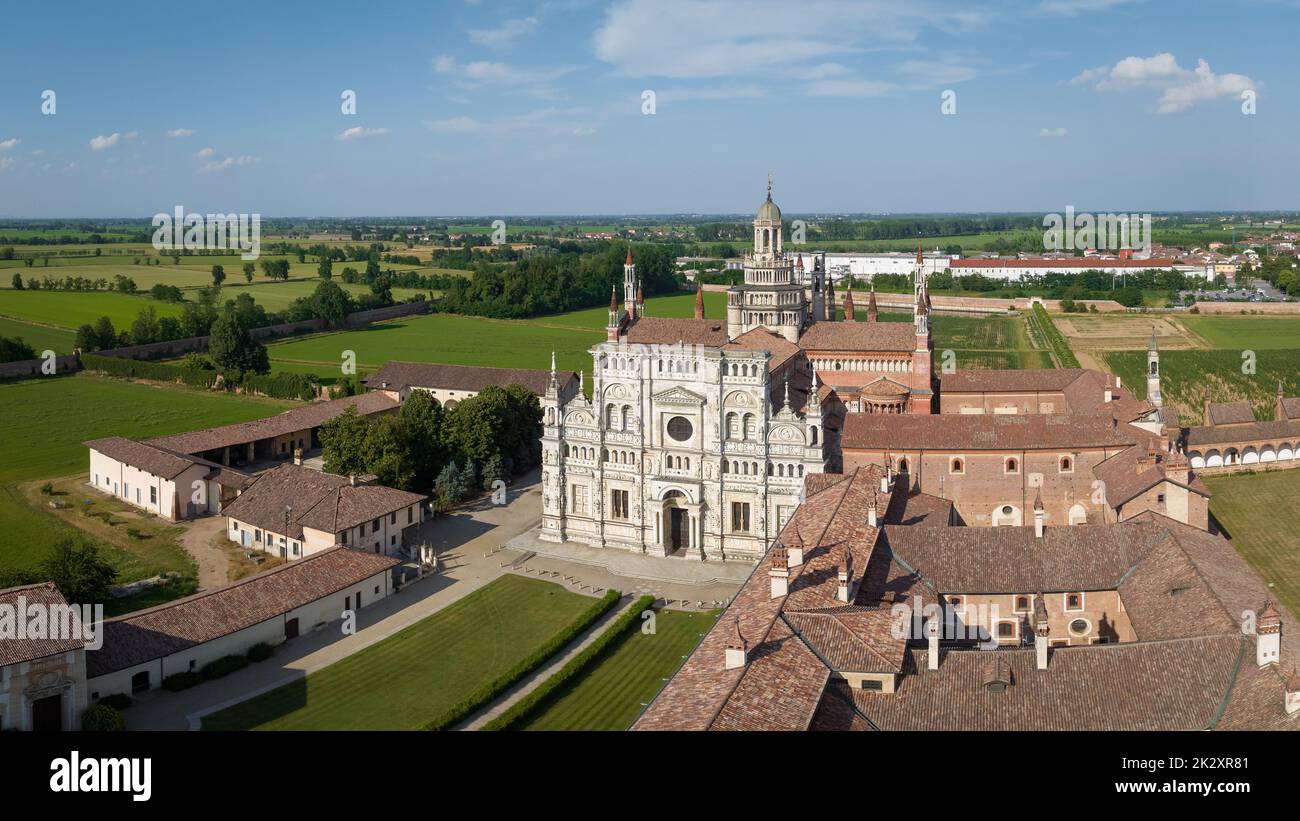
left=283, top=505, right=293, bottom=559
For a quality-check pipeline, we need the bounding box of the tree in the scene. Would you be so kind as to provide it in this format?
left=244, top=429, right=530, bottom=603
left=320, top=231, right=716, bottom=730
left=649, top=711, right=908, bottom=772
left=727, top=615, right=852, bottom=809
left=92, top=316, right=118, bottom=350
left=434, top=460, right=466, bottom=509
left=81, top=704, right=126, bottom=731
left=317, top=257, right=332, bottom=279
left=211, top=264, right=225, bottom=287
left=39, top=537, right=117, bottom=604
left=400, top=390, right=449, bottom=489
left=11, top=272, right=22, bottom=290
left=208, top=306, right=269, bottom=374
left=242, top=262, right=255, bottom=282
left=319, top=407, right=372, bottom=476
left=364, top=415, right=415, bottom=490
left=309, top=280, right=353, bottom=328
left=130, top=306, right=161, bottom=345
left=0, top=336, right=36, bottom=363
left=74, top=324, right=99, bottom=352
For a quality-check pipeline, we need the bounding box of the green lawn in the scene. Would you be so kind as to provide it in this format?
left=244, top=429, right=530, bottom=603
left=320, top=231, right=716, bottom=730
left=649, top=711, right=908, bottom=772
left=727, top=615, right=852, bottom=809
left=0, top=290, right=183, bottom=330
left=0, top=375, right=290, bottom=573
left=513, top=608, right=719, bottom=731
left=219, top=280, right=431, bottom=311
left=200, top=575, right=600, bottom=730
left=1180, top=315, right=1300, bottom=350
left=0, top=316, right=76, bottom=354
left=1205, top=471, right=1300, bottom=622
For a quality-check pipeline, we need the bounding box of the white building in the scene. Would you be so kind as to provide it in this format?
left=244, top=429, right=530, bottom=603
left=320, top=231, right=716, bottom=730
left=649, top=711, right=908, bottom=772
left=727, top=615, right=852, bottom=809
left=949, top=257, right=1207, bottom=281
left=0, top=583, right=91, bottom=731
left=85, top=437, right=248, bottom=521
left=539, top=183, right=837, bottom=562
left=802, top=251, right=954, bottom=285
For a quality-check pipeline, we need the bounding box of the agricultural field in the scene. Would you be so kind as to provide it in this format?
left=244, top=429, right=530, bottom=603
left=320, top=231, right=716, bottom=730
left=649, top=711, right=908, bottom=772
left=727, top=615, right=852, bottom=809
left=200, top=575, right=598, bottom=730
left=1105, top=348, right=1300, bottom=423
left=220, top=280, right=432, bottom=311
left=1180, top=314, right=1300, bottom=350
left=0, top=375, right=290, bottom=577
left=1204, top=471, right=1300, bottom=624
left=0, top=316, right=76, bottom=354
left=0, top=289, right=184, bottom=330
left=513, top=608, right=718, bottom=731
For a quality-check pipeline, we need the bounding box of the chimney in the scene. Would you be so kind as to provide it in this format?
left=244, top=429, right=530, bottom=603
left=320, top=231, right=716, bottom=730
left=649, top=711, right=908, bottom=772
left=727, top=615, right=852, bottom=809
left=1165, top=446, right=1190, bottom=485
left=1034, top=594, right=1050, bottom=670
left=926, top=617, right=941, bottom=671
left=1115, top=375, right=1122, bottom=389
left=724, top=618, right=749, bottom=670
left=1033, top=489, right=1045, bottom=538
left=1286, top=668, right=1300, bottom=715
left=381, top=380, right=389, bottom=390
left=349, top=474, right=358, bottom=486
left=769, top=547, right=789, bottom=599
left=836, top=551, right=852, bottom=603
left=1104, top=387, right=1113, bottom=403
left=292, top=447, right=303, bottom=466
left=868, top=498, right=878, bottom=528
left=1257, top=601, right=1282, bottom=667
left=784, top=530, right=804, bottom=567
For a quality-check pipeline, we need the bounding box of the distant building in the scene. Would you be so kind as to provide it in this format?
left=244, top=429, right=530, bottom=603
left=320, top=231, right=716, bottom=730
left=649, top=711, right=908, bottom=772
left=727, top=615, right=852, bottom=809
left=364, top=361, right=579, bottom=409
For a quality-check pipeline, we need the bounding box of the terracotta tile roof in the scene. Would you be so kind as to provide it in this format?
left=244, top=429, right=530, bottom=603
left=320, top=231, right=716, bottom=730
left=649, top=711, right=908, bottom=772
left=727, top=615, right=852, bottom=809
left=87, top=547, right=399, bottom=677
left=85, top=437, right=204, bottom=480
left=833, top=636, right=1246, bottom=731
left=841, top=412, right=1138, bottom=452
left=724, top=327, right=801, bottom=370
left=785, top=608, right=907, bottom=673
left=148, top=393, right=398, bottom=455
left=940, top=368, right=1092, bottom=394
left=1281, top=397, right=1300, bottom=420
left=363, top=361, right=574, bottom=397
left=0, top=583, right=91, bottom=666
left=222, top=463, right=425, bottom=538
left=710, top=619, right=830, bottom=731
left=1092, top=443, right=1209, bottom=508
left=884, top=490, right=953, bottom=527
left=1185, top=418, right=1300, bottom=447
left=623, top=317, right=729, bottom=346
left=798, top=321, right=916, bottom=353
left=1208, top=401, right=1257, bottom=426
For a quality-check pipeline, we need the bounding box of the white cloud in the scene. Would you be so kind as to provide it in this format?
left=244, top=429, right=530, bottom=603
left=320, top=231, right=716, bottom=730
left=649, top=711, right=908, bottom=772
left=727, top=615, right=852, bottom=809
left=195, top=147, right=215, bottom=158
left=89, top=133, right=121, bottom=151
left=0, top=138, right=18, bottom=151
left=654, top=85, right=767, bottom=104
left=0, top=157, right=14, bottom=171
left=1039, top=0, right=1140, bottom=16
left=804, top=58, right=977, bottom=98
left=1039, top=127, right=1068, bottom=137
left=166, top=128, right=196, bottom=138
left=426, top=108, right=596, bottom=139
left=200, top=155, right=260, bottom=173
left=1069, top=53, right=1254, bottom=113
left=593, top=0, right=987, bottom=79
left=434, top=54, right=456, bottom=73
left=469, top=17, right=538, bottom=47
left=337, top=126, right=390, bottom=141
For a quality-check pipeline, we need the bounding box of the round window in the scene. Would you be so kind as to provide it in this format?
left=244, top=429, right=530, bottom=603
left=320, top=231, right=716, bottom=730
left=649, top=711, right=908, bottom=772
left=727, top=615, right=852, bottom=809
left=1068, top=618, right=1090, bottom=636
left=1001, top=505, right=1013, bottom=516
left=666, top=416, right=693, bottom=442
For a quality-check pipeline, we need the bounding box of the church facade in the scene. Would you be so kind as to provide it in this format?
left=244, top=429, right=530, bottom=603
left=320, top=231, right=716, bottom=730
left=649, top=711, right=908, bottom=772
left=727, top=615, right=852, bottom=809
left=539, top=182, right=935, bottom=561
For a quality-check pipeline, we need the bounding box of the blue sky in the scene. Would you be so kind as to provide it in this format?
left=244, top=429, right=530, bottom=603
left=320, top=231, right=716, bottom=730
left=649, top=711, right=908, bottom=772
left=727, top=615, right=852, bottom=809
left=0, top=0, right=1295, bottom=217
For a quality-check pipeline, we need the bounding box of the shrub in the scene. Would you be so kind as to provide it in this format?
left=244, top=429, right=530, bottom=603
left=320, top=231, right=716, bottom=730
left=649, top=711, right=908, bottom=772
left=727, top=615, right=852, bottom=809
left=81, top=704, right=125, bottom=731
left=201, top=654, right=249, bottom=680
left=423, top=589, right=622, bottom=731
left=247, top=642, right=275, bottom=662
left=162, top=671, right=203, bottom=691
left=39, top=482, right=54, bottom=495
left=484, top=595, right=655, bottom=731
left=126, top=527, right=145, bottom=540
left=97, top=693, right=133, bottom=711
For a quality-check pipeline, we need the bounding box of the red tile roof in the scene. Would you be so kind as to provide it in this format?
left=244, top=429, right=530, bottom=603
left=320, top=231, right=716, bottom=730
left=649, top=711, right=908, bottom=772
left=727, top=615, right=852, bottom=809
left=0, top=583, right=90, bottom=666
left=148, top=393, right=398, bottom=455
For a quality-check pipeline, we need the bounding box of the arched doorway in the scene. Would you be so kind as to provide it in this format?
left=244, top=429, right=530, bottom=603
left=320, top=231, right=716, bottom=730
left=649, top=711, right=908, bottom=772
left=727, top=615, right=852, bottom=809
left=663, top=490, right=689, bottom=556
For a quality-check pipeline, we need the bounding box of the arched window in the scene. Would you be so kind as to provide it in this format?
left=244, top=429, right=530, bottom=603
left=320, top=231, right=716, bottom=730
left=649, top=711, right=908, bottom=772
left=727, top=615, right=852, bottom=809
left=721, top=460, right=728, bottom=474
left=1005, top=457, right=1019, bottom=474
left=810, top=426, right=818, bottom=445
left=768, top=463, right=775, bottom=476
left=1060, top=456, right=1072, bottom=472
left=601, top=447, right=608, bottom=462
left=605, top=403, right=616, bottom=429
left=1016, top=596, right=1030, bottom=611
left=898, top=458, right=910, bottom=473
left=951, top=458, right=963, bottom=474
left=743, top=414, right=757, bottom=441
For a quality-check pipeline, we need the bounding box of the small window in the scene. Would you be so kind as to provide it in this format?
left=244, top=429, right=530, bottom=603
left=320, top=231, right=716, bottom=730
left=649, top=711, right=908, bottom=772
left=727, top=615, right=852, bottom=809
left=1059, top=456, right=1072, bottom=473
left=1005, top=458, right=1019, bottom=474
left=948, top=596, right=962, bottom=608
left=996, top=622, right=1016, bottom=638
left=1068, top=618, right=1091, bottom=636
left=390, top=512, right=396, bottom=525
left=1001, top=505, right=1013, bottom=516
left=1156, top=493, right=1166, bottom=504
left=1014, top=596, right=1030, bottom=612
left=372, top=519, right=380, bottom=534
left=950, top=458, right=963, bottom=474
left=1065, top=593, right=1083, bottom=611
left=374, top=585, right=380, bottom=595
left=861, top=679, right=883, bottom=691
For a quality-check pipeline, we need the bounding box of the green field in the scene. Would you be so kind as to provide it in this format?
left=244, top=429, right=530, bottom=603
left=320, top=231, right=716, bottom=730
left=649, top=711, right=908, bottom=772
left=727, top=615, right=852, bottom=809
left=0, top=290, right=184, bottom=330
left=1106, top=348, right=1300, bottom=423
left=0, top=375, right=290, bottom=574
left=200, top=575, right=599, bottom=730
left=0, top=316, right=76, bottom=354
left=513, top=608, right=718, bottom=731
left=1205, top=471, right=1300, bottom=623
left=1180, top=315, right=1300, bottom=350
left=220, top=280, right=432, bottom=311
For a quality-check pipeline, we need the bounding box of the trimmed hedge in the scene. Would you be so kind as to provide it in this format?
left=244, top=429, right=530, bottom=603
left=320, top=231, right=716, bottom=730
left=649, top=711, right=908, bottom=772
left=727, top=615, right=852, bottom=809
left=201, top=654, right=249, bottom=680
left=81, top=704, right=126, bottom=731
left=483, top=595, right=654, bottom=731
left=423, top=588, right=623, bottom=731
left=162, top=671, right=204, bottom=692
left=81, top=352, right=319, bottom=400
left=97, top=693, right=133, bottom=711
left=247, top=642, right=275, bottom=662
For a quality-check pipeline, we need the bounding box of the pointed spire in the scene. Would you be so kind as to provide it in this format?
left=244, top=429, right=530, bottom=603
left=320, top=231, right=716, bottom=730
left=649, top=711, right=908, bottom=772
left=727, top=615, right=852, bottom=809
left=609, top=285, right=618, bottom=312
left=1147, top=325, right=1158, bottom=352
left=796, top=252, right=804, bottom=271
left=782, top=375, right=791, bottom=411
left=916, top=240, right=924, bottom=267
left=695, top=283, right=704, bottom=320
left=766, top=171, right=773, bottom=201
left=625, top=247, right=633, bottom=266
left=867, top=285, right=878, bottom=322
left=550, top=351, right=556, bottom=374
left=843, top=288, right=856, bottom=321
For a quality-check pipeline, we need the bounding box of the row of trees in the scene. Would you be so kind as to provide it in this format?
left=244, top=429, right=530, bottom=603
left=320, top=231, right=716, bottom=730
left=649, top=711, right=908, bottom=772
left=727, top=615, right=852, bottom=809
left=10, top=272, right=137, bottom=292
left=319, top=386, right=541, bottom=506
